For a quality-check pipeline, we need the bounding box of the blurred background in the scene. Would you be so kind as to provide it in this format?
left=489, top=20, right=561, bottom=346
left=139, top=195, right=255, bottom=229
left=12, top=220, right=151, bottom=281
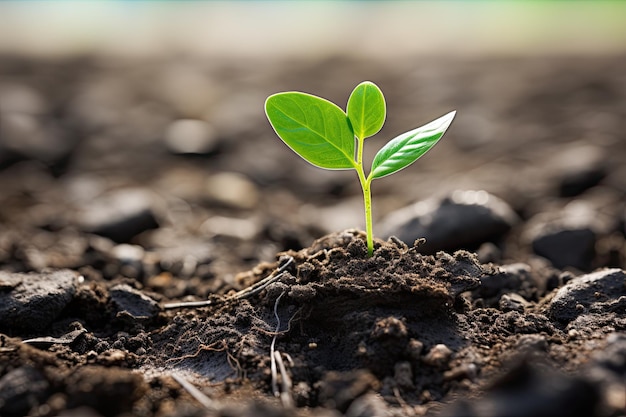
left=0, top=1, right=625, bottom=283
left=1, top=2, right=625, bottom=58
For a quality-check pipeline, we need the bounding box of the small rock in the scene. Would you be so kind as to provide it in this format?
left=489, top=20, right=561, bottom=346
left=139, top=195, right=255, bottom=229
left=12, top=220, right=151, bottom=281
left=0, top=366, right=50, bottom=416
left=499, top=293, right=531, bottom=313
left=204, top=172, right=259, bottom=210
left=317, top=370, right=378, bottom=412
left=0, top=270, right=79, bottom=334
left=110, top=243, right=145, bottom=263
left=155, top=239, right=214, bottom=278
left=380, top=190, right=518, bottom=254
left=587, top=334, right=626, bottom=415
left=553, top=145, right=608, bottom=197
left=110, top=244, right=145, bottom=279
left=65, top=366, right=147, bottom=414
left=478, top=263, right=532, bottom=299
left=77, top=188, right=159, bottom=243
left=345, top=392, right=389, bottom=417
left=200, top=215, right=260, bottom=240
left=525, top=201, right=600, bottom=270
left=109, top=284, right=160, bottom=320
left=439, top=361, right=600, bottom=417
left=515, top=334, right=548, bottom=353
left=476, top=242, right=502, bottom=264
left=0, top=113, right=71, bottom=164
left=423, top=344, right=453, bottom=367
left=163, top=119, right=218, bottom=155
left=394, top=361, right=414, bottom=389
left=370, top=317, right=408, bottom=340
left=444, top=363, right=478, bottom=382
left=548, top=268, right=626, bottom=324
left=405, top=339, right=424, bottom=360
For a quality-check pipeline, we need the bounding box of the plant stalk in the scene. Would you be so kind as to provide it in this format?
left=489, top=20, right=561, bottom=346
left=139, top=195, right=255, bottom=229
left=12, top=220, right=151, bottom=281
left=361, top=177, right=374, bottom=256
left=355, top=136, right=374, bottom=256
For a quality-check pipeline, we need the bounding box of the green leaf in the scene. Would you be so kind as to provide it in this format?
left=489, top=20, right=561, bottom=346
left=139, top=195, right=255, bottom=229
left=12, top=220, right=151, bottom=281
left=347, top=81, right=386, bottom=140
left=370, top=111, right=456, bottom=179
left=265, top=92, right=356, bottom=170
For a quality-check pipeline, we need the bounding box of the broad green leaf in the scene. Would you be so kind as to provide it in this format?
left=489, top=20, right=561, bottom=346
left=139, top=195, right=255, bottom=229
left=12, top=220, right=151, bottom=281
left=370, top=111, right=456, bottom=179
left=265, top=92, right=356, bottom=170
left=347, top=81, right=386, bottom=140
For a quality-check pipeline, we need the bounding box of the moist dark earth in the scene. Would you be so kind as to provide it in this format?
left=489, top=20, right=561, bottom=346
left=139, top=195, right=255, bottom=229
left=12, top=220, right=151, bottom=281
left=0, top=54, right=625, bottom=417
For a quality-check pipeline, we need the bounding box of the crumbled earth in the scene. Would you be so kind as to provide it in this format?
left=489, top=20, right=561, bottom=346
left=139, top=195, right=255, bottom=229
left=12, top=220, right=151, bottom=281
left=0, top=55, right=625, bottom=417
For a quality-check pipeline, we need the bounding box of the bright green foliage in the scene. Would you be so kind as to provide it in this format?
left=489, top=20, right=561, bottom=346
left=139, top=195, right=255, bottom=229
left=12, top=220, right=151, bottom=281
left=347, top=81, right=386, bottom=140
left=371, top=111, right=455, bottom=179
left=265, top=81, right=456, bottom=256
left=265, top=92, right=355, bottom=169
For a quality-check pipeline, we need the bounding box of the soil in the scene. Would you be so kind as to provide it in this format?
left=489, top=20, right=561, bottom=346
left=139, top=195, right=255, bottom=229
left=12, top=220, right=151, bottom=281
left=0, top=54, right=625, bottom=417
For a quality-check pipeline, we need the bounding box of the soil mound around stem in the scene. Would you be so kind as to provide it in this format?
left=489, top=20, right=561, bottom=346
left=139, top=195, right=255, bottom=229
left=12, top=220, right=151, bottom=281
left=149, top=230, right=486, bottom=395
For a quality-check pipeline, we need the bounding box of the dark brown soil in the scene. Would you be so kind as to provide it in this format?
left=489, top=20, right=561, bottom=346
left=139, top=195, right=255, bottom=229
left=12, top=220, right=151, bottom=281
left=0, top=55, right=625, bottom=417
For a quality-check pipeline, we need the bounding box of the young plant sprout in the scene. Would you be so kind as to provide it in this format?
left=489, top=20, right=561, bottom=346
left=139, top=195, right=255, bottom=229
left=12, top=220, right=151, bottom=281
left=265, top=81, right=456, bottom=256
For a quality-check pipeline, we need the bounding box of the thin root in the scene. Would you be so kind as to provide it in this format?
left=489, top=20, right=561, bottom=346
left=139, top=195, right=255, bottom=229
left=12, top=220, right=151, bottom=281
left=172, top=373, right=217, bottom=412
left=164, top=256, right=294, bottom=310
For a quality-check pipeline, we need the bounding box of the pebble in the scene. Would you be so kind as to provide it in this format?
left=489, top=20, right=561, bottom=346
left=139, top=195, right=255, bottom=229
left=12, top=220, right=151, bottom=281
left=155, top=239, right=214, bottom=278
left=204, top=172, right=259, bottom=210
left=77, top=188, right=159, bottom=243
left=524, top=201, right=599, bottom=270
left=65, top=366, right=146, bottom=414
left=547, top=268, right=626, bottom=324
left=0, top=270, right=79, bottom=334
left=423, top=344, right=453, bottom=367
left=0, top=367, right=50, bottom=416
left=110, top=244, right=146, bottom=279
left=370, top=317, right=408, bottom=340
left=394, top=361, right=414, bottom=389
left=552, top=145, right=608, bottom=197
left=443, top=363, right=478, bottom=382
left=317, top=370, right=377, bottom=411
left=163, top=119, right=218, bottom=155
left=405, top=339, right=424, bottom=360
left=515, top=334, right=548, bottom=353
left=499, top=293, right=531, bottom=313
left=439, top=361, right=600, bottom=417
left=0, top=84, right=65, bottom=167
left=0, top=112, right=72, bottom=165
left=478, top=263, right=532, bottom=299
left=379, top=190, right=518, bottom=254
left=110, top=243, right=145, bottom=263
left=200, top=215, right=260, bottom=241
left=476, top=242, right=502, bottom=264
left=344, top=392, right=389, bottom=417
left=109, top=284, right=160, bottom=320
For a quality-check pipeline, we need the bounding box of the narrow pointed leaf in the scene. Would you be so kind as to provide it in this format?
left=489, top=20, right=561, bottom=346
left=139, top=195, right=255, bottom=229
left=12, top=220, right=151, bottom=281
left=265, top=92, right=356, bottom=170
left=347, top=81, right=386, bottom=140
left=370, top=111, right=456, bottom=179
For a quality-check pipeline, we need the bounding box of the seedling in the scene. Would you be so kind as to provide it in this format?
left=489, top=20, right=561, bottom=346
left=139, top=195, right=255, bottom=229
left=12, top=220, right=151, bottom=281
left=265, top=81, right=455, bottom=256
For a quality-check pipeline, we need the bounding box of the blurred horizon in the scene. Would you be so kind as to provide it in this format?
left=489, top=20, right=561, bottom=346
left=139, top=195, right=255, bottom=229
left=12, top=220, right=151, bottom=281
left=0, top=1, right=625, bottom=60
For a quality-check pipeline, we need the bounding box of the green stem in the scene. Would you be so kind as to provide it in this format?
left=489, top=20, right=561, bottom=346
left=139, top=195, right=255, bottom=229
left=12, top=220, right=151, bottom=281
left=355, top=137, right=374, bottom=256
left=362, top=176, right=373, bottom=256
